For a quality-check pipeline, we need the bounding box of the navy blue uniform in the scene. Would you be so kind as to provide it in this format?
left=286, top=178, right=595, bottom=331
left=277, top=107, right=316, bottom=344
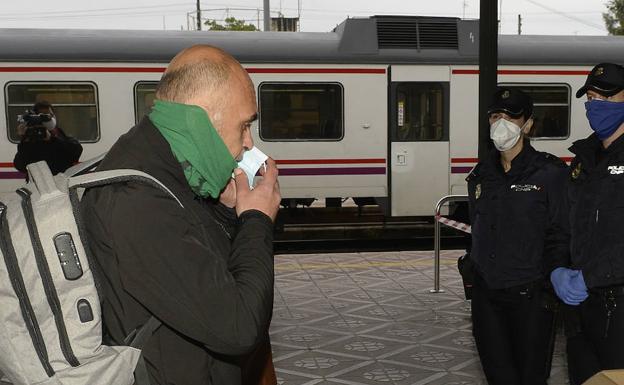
left=564, top=133, right=624, bottom=385
left=467, top=141, right=569, bottom=385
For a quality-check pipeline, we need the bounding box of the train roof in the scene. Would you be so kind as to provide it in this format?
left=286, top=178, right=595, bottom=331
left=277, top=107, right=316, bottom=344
left=0, top=15, right=622, bottom=66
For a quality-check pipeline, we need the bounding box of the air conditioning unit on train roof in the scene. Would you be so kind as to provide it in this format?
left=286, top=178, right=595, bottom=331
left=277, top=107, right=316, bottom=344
left=373, top=15, right=460, bottom=50
left=334, top=15, right=479, bottom=56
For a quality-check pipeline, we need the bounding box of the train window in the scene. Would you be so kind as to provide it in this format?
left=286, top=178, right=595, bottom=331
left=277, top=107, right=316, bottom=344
left=393, top=83, right=448, bottom=141
left=5, top=82, right=99, bottom=143
left=134, top=82, right=158, bottom=123
left=499, top=84, right=570, bottom=139
left=259, top=83, right=343, bottom=141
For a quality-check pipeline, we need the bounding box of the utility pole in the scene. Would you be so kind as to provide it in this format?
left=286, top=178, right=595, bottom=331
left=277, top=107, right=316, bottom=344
left=462, top=0, right=467, bottom=19
left=517, top=14, right=522, bottom=35
left=264, top=0, right=270, bottom=31
left=498, top=0, right=503, bottom=33
left=478, top=0, right=498, bottom=160
left=196, top=0, right=201, bottom=31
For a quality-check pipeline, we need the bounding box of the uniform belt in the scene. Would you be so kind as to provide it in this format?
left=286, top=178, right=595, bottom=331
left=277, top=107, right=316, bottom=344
left=499, top=280, right=545, bottom=293
left=589, top=284, right=624, bottom=296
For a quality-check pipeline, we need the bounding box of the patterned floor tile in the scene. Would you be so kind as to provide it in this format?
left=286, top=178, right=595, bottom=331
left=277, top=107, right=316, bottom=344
left=272, top=251, right=570, bottom=384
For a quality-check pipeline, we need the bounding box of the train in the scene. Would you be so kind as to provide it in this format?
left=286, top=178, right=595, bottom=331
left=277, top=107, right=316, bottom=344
left=2, top=15, right=624, bottom=217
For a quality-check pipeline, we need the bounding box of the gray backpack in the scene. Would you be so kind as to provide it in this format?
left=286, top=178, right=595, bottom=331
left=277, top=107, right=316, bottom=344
left=0, top=158, right=182, bottom=385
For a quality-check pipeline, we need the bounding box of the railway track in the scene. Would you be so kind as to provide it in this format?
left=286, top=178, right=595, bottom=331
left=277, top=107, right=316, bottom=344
left=272, top=206, right=469, bottom=254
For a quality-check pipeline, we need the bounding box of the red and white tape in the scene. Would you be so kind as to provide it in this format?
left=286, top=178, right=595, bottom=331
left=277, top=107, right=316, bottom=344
left=435, top=215, right=472, bottom=234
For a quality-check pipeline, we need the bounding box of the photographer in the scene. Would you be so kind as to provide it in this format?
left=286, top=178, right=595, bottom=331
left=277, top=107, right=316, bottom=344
left=13, top=101, right=83, bottom=176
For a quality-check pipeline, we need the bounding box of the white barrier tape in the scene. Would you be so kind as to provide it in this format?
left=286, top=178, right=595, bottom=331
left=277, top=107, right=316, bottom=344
left=435, top=215, right=472, bottom=234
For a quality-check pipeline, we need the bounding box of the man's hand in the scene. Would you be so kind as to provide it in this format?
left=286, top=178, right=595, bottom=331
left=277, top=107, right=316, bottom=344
left=17, top=123, right=26, bottom=137
left=219, top=178, right=237, bottom=208
left=550, top=267, right=589, bottom=306
left=234, top=158, right=281, bottom=221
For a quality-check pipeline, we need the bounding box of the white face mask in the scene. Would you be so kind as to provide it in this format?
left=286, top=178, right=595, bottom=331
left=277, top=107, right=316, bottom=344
left=489, top=118, right=526, bottom=152
left=42, top=117, right=56, bottom=131
left=237, top=146, right=268, bottom=189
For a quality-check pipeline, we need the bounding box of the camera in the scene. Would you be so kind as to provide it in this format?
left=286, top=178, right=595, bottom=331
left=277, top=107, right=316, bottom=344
left=17, top=111, right=52, bottom=141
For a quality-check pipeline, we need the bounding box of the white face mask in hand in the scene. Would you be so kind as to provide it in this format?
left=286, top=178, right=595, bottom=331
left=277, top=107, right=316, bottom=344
left=490, top=118, right=527, bottom=152
left=237, top=146, right=268, bottom=189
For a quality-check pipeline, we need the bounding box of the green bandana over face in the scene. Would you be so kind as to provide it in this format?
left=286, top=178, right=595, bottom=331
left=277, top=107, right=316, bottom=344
left=149, top=100, right=237, bottom=199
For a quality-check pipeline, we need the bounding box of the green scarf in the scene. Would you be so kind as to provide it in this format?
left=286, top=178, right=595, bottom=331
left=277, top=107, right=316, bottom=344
left=149, top=100, right=237, bottom=199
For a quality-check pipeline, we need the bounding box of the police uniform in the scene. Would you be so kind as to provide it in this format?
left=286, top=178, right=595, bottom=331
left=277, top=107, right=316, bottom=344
left=564, top=133, right=624, bottom=384
left=467, top=87, right=569, bottom=385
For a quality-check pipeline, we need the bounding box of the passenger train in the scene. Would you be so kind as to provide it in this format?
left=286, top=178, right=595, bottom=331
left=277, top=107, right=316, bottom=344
left=2, top=15, right=624, bottom=217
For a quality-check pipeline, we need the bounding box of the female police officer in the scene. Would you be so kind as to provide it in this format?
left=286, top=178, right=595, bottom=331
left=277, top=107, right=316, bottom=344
left=467, top=88, right=569, bottom=385
left=551, top=62, right=624, bottom=385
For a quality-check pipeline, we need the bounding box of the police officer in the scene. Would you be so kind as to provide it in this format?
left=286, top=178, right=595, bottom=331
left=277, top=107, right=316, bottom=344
left=552, top=62, right=624, bottom=385
left=467, top=88, right=569, bottom=385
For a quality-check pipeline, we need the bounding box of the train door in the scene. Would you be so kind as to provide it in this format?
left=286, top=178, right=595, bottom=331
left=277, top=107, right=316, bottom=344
left=389, top=66, right=450, bottom=216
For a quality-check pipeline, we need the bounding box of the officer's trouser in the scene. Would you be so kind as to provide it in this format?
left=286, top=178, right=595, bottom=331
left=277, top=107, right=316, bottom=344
left=565, top=286, right=624, bottom=385
left=472, top=276, right=555, bottom=385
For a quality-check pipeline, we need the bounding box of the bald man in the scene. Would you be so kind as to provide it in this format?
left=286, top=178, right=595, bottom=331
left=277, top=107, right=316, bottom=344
left=81, top=46, right=280, bottom=385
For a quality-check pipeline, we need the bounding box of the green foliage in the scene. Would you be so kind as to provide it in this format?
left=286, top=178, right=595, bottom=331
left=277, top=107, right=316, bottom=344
left=604, top=0, right=624, bottom=35
left=205, top=17, right=258, bottom=31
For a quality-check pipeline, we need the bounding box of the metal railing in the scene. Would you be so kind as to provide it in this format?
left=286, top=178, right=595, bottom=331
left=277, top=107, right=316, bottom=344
left=431, top=194, right=469, bottom=293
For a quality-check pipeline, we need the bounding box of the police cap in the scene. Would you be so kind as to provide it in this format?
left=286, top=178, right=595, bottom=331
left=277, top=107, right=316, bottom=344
left=487, top=87, right=533, bottom=120
left=576, top=62, right=624, bottom=98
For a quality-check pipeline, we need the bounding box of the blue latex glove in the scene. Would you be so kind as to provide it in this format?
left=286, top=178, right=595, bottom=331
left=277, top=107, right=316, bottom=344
left=550, top=267, right=589, bottom=306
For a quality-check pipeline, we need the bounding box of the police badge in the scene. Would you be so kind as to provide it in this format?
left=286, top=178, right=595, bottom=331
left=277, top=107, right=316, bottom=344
left=572, top=163, right=582, bottom=179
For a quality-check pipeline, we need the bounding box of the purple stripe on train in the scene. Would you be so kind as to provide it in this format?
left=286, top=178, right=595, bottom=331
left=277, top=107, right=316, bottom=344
left=279, top=167, right=386, bottom=176
left=0, top=171, right=26, bottom=180
left=451, top=166, right=473, bottom=174
left=2, top=169, right=386, bottom=179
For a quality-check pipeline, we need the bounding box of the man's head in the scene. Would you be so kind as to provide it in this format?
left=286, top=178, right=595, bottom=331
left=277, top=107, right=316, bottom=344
left=155, top=45, right=256, bottom=160
left=33, top=100, right=54, bottom=116
left=576, top=63, right=624, bottom=102
left=487, top=87, right=533, bottom=129
left=32, top=100, right=57, bottom=130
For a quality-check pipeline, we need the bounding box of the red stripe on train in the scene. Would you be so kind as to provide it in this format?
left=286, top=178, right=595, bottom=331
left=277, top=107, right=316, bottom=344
left=246, top=68, right=386, bottom=74
left=452, top=69, right=590, bottom=75
left=0, top=67, right=385, bottom=74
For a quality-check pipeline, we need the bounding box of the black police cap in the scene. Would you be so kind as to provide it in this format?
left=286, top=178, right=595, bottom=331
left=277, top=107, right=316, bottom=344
left=576, top=62, right=624, bottom=98
left=487, top=87, right=533, bottom=119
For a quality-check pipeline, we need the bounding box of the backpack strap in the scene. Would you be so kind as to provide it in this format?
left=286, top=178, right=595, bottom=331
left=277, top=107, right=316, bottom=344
left=68, top=169, right=180, bottom=385
left=63, top=153, right=107, bottom=178
left=26, top=161, right=60, bottom=198
left=68, top=169, right=184, bottom=208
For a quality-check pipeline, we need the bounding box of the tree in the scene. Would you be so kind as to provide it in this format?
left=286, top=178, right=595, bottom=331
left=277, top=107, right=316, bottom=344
left=604, top=0, right=624, bottom=35
left=205, top=17, right=258, bottom=31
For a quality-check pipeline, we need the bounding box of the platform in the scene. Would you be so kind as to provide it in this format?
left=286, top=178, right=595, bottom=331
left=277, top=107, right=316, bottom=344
left=271, top=250, right=569, bottom=384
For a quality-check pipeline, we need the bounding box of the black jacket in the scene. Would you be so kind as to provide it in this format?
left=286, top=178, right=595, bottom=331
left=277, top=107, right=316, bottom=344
left=13, top=127, right=82, bottom=175
left=568, top=133, right=624, bottom=288
left=467, top=141, right=569, bottom=289
left=81, top=117, right=275, bottom=385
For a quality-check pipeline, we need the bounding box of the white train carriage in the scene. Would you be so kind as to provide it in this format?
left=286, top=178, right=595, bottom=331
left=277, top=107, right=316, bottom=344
left=1, top=16, right=623, bottom=217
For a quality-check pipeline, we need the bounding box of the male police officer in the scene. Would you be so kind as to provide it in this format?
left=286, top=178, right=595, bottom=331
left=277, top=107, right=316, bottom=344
left=467, top=88, right=568, bottom=385
left=551, top=62, right=624, bottom=385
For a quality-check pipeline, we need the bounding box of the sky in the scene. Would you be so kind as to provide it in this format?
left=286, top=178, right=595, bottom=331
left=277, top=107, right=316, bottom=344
left=0, top=0, right=612, bottom=35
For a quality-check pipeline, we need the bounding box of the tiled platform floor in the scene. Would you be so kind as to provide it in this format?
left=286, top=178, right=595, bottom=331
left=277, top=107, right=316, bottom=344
left=271, top=250, right=569, bottom=385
